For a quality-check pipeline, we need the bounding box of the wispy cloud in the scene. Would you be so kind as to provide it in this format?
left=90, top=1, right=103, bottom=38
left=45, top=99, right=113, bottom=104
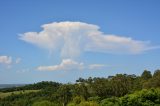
left=15, top=58, right=21, bottom=64
left=37, top=59, right=106, bottom=71
left=19, top=21, right=159, bottom=59
left=89, top=64, right=105, bottom=70
left=16, top=68, right=30, bottom=73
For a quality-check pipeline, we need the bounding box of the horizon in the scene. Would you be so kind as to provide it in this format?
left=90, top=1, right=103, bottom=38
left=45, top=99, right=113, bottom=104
left=0, top=69, right=158, bottom=84
left=0, top=0, right=160, bottom=84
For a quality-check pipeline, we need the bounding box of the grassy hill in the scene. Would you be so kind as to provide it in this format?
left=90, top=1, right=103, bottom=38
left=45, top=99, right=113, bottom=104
left=0, top=90, right=40, bottom=99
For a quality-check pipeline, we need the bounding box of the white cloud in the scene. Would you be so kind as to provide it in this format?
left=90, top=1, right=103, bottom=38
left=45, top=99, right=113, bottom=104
left=37, top=59, right=84, bottom=71
left=89, top=64, right=105, bottom=70
left=19, top=21, right=159, bottom=58
left=0, top=56, right=12, bottom=65
left=0, top=56, right=21, bottom=68
left=15, top=58, right=21, bottom=64
left=16, top=68, right=30, bottom=73
left=37, top=59, right=106, bottom=71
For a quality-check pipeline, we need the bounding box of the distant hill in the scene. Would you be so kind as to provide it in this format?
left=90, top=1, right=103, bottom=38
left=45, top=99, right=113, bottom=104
left=0, top=84, right=26, bottom=89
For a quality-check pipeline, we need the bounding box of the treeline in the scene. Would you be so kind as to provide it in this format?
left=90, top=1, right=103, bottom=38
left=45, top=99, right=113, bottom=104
left=0, top=69, right=160, bottom=106
left=0, top=81, right=61, bottom=92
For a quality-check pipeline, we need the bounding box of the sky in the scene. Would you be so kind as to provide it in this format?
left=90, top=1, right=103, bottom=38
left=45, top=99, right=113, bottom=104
left=0, top=0, right=160, bottom=84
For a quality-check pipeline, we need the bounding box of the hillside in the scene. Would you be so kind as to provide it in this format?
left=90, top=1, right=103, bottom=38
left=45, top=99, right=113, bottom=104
left=0, top=69, right=160, bottom=106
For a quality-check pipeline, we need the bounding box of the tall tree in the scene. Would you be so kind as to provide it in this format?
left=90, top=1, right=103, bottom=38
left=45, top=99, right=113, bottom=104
left=56, top=84, right=72, bottom=106
left=141, top=70, right=152, bottom=80
left=153, top=69, right=160, bottom=77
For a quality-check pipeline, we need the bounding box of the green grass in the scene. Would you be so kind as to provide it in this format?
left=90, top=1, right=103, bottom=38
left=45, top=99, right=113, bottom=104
left=0, top=90, right=40, bottom=98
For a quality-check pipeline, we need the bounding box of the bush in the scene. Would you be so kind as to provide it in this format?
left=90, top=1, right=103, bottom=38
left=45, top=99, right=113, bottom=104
left=100, top=97, right=119, bottom=106
left=88, top=96, right=101, bottom=103
left=79, top=101, right=99, bottom=106
left=120, top=89, right=160, bottom=106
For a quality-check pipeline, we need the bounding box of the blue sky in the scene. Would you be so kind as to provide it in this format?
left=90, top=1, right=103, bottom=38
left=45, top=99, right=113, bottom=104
left=0, top=0, right=160, bottom=84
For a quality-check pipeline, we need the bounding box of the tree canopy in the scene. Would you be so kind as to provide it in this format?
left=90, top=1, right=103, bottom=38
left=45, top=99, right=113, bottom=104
left=0, top=69, right=160, bottom=106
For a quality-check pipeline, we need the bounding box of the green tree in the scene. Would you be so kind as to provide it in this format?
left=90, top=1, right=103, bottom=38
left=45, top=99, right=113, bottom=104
left=144, top=69, right=160, bottom=88
left=91, top=77, right=111, bottom=98
left=110, top=74, right=134, bottom=97
left=100, top=97, right=119, bottom=106
left=141, top=70, right=152, bottom=80
left=153, top=69, right=160, bottom=77
left=56, top=84, right=72, bottom=106
left=120, top=88, right=160, bottom=106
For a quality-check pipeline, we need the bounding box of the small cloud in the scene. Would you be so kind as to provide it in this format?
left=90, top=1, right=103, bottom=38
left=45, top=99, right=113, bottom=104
left=0, top=56, right=22, bottom=69
left=0, top=56, right=12, bottom=65
left=89, top=64, right=105, bottom=70
left=15, top=58, right=21, bottom=64
left=16, top=68, right=30, bottom=73
left=19, top=21, right=159, bottom=59
left=37, top=59, right=106, bottom=71
left=37, top=59, right=84, bottom=71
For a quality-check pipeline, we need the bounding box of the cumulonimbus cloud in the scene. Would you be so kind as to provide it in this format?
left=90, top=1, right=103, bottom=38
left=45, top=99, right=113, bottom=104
left=37, top=59, right=105, bottom=71
left=19, top=21, right=159, bottom=58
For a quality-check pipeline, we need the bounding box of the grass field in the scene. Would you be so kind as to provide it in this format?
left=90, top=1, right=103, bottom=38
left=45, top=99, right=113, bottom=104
left=0, top=90, right=40, bottom=98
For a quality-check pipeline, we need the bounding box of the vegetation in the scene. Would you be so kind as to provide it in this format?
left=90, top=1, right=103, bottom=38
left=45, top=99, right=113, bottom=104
left=0, top=90, right=39, bottom=99
left=0, top=69, right=160, bottom=106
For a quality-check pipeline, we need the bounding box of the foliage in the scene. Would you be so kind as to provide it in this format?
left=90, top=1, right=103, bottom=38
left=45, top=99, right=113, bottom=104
left=32, top=100, right=59, bottom=106
left=1, top=69, right=160, bottom=106
left=0, top=90, right=39, bottom=99
left=119, top=88, right=160, bottom=106
left=100, top=97, right=120, bottom=106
